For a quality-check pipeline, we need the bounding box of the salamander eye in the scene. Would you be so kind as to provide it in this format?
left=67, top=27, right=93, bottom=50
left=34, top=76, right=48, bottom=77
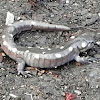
left=81, top=42, right=87, bottom=48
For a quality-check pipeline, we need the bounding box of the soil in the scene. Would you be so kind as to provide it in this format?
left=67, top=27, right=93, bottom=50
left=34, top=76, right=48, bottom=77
left=0, top=0, right=100, bottom=100
left=14, top=30, right=69, bottom=48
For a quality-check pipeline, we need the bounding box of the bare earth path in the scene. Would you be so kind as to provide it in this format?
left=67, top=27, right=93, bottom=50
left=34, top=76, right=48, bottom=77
left=0, top=0, right=100, bottom=100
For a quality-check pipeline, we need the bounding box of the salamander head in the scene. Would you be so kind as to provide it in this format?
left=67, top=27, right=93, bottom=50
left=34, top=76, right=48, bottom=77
left=80, top=40, right=94, bottom=52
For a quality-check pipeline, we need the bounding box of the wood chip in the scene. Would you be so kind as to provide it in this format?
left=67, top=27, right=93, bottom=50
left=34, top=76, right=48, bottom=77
left=76, top=62, right=81, bottom=66
left=1, top=52, right=6, bottom=56
left=27, top=67, right=38, bottom=70
left=40, top=70, right=45, bottom=74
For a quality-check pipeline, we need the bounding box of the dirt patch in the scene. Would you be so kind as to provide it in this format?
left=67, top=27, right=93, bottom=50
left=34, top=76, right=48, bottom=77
left=14, top=30, right=69, bottom=48
left=0, top=0, right=100, bottom=100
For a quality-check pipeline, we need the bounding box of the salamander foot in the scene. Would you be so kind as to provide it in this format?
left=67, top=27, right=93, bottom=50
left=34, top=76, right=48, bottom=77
left=18, top=70, right=32, bottom=78
left=75, top=55, right=98, bottom=63
left=17, top=58, right=32, bottom=78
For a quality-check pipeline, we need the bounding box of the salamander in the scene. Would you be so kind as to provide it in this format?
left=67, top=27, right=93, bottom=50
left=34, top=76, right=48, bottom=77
left=0, top=20, right=95, bottom=77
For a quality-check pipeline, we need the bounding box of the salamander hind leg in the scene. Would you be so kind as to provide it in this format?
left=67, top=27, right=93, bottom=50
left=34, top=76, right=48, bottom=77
left=16, top=58, right=32, bottom=78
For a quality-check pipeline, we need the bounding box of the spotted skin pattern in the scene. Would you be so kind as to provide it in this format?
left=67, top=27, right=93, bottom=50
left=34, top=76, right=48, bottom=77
left=0, top=20, right=95, bottom=76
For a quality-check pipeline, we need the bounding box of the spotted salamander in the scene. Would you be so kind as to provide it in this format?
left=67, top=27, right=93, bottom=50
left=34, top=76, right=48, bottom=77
left=0, top=20, right=95, bottom=76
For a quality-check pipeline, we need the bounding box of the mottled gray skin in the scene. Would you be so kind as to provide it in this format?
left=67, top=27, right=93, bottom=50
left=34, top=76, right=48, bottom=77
left=0, top=20, right=95, bottom=76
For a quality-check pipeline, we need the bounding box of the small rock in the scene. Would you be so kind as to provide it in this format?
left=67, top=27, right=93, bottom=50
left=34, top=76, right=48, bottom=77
left=9, top=93, right=19, bottom=98
left=70, top=36, right=75, bottom=39
left=11, top=0, right=15, bottom=2
left=51, top=14, right=54, bottom=18
left=64, top=86, right=68, bottom=89
left=97, top=33, right=100, bottom=34
left=6, top=11, right=14, bottom=26
left=17, top=17, right=21, bottom=21
left=61, top=91, right=65, bottom=96
left=66, top=0, right=69, bottom=4
left=20, top=85, right=26, bottom=88
left=98, top=13, right=100, bottom=16
left=96, top=41, right=100, bottom=45
left=73, top=3, right=79, bottom=6
left=96, top=85, right=99, bottom=88
left=74, top=90, right=81, bottom=95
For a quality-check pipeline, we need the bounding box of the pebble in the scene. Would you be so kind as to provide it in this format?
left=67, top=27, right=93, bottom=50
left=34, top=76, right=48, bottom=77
left=98, top=13, right=100, bottom=16
left=96, top=41, right=100, bottom=45
left=61, top=91, right=65, bottom=96
left=6, top=11, right=14, bottom=26
left=20, top=85, right=26, bottom=88
left=73, top=3, right=79, bottom=6
left=97, top=33, right=100, bottom=34
left=66, top=0, right=69, bottom=4
left=96, top=85, right=99, bottom=88
left=70, top=36, right=75, bottom=39
left=74, top=90, right=81, bottom=95
left=17, top=17, right=21, bottom=21
left=51, top=14, right=54, bottom=18
left=11, top=0, right=15, bottom=1
left=9, top=93, right=18, bottom=98
left=64, top=86, right=68, bottom=89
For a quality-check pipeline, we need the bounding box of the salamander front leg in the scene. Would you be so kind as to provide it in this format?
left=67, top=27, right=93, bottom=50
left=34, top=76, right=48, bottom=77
left=17, top=58, right=32, bottom=78
left=74, top=55, right=97, bottom=63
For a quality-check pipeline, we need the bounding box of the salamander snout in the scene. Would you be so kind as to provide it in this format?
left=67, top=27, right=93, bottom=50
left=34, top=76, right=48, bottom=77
left=87, top=41, right=94, bottom=48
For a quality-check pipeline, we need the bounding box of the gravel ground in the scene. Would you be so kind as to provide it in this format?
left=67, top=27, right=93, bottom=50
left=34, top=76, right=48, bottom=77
left=0, top=0, right=100, bottom=100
